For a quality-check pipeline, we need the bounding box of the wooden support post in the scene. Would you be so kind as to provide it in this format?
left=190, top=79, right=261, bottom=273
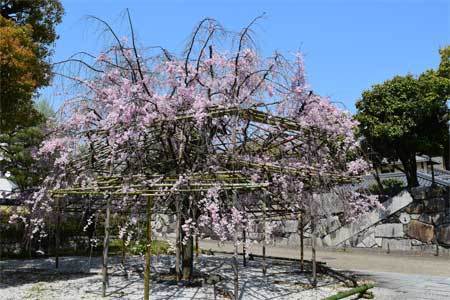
left=121, top=238, right=126, bottom=266
left=28, top=238, right=32, bottom=259
left=144, top=195, right=152, bottom=300
left=232, top=192, right=239, bottom=300
left=299, top=213, right=304, bottom=272
left=55, top=198, right=61, bottom=269
left=311, top=220, right=317, bottom=287
left=0, top=226, right=2, bottom=261
left=262, top=201, right=267, bottom=277
left=233, top=236, right=239, bottom=299
left=175, top=200, right=181, bottom=282
left=242, top=229, right=247, bottom=267
left=195, top=235, right=199, bottom=258
left=102, top=196, right=111, bottom=297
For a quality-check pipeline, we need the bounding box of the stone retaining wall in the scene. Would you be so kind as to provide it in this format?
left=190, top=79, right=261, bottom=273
left=154, top=186, right=449, bottom=255
left=348, top=186, right=450, bottom=252
left=267, top=186, right=450, bottom=254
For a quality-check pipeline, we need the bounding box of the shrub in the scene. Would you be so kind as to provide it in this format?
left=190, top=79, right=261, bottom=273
left=368, top=178, right=405, bottom=197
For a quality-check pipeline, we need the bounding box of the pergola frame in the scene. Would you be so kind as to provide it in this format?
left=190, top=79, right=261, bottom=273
left=49, top=107, right=358, bottom=299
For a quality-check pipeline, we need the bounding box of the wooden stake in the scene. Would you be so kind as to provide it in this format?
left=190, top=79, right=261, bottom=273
left=144, top=195, right=152, bottom=300
left=102, top=196, right=111, bottom=297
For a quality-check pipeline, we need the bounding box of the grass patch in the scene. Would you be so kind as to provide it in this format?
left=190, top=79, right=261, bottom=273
left=126, top=239, right=172, bottom=255
left=24, top=282, right=47, bottom=299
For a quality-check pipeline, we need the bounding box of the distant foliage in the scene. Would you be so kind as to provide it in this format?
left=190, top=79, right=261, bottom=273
left=356, top=48, right=450, bottom=186
left=368, top=178, right=405, bottom=197
left=0, top=15, right=43, bottom=131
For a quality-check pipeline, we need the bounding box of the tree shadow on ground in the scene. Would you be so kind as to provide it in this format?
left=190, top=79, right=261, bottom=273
left=0, top=268, right=97, bottom=288
left=0, top=255, right=361, bottom=299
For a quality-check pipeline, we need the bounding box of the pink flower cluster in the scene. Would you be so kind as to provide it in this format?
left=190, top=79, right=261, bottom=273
left=16, top=20, right=379, bottom=246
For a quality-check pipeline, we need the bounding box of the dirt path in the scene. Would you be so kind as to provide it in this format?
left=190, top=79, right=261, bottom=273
left=200, top=240, right=450, bottom=299
left=199, top=240, right=450, bottom=276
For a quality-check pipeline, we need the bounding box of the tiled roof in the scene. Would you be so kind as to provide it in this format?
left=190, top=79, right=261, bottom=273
left=355, top=171, right=450, bottom=190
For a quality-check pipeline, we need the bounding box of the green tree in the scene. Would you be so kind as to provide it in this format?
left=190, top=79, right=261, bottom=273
left=0, top=16, right=44, bottom=131
left=34, top=98, right=56, bottom=119
left=0, top=0, right=62, bottom=188
left=437, top=46, right=450, bottom=170
left=0, top=0, right=63, bottom=132
left=438, top=46, right=450, bottom=79
left=0, top=100, right=54, bottom=190
left=356, top=54, right=449, bottom=187
left=0, top=0, right=64, bottom=70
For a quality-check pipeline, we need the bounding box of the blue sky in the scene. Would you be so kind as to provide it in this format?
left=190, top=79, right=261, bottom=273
left=43, top=0, right=450, bottom=113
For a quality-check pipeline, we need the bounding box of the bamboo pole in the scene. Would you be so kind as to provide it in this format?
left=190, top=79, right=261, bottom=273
left=175, top=200, right=181, bottom=282
left=144, top=195, right=152, bottom=300
left=102, top=195, right=111, bottom=297
left=322, top=284, right=375, bottom=300
left=121, top=238, right=126, bottom=266
left=51, top=184, right=268, bottom=197
left=311, top=219, right=317, bottom=287
left=230, top=190, right=240, bottom=300
left=55, top=198, right=61, bottom=269
left=0, top=225, right=2, bottom=261
left=242, top=229, right=247, bottom=267
left=262, top=201, right=267, bottom=277
left=233, top=231, right=239, bottom=300
left=299, top=213, right=304, bottom=272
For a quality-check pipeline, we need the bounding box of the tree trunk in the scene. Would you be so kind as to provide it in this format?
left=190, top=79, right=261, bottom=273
left=444, top=136, right=450, bottom=170
left=399, top=153, right=419, bottom=187
left=181, top=235, right=194, bottom=280
left=372, top=165, right=384, bottom=194
left=180, top=196, right=194, bottom=281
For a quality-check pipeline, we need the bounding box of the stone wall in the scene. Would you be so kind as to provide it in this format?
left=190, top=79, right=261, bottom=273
left=348, top=186, right=450, bottom=253
left=154, top=186, right=449, bottom=255
left=267, top=186, right=450, bottom=254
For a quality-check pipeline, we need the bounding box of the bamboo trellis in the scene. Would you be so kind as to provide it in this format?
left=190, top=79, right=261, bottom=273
left=49, top=106, right=359, bottom=299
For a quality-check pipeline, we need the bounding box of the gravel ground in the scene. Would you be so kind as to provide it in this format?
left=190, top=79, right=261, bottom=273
left=0, top=255, right=357, bottom=300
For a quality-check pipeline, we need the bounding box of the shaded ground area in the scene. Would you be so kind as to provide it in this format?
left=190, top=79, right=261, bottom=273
left=3, top=241, right=448, bottom=299
left=0, top=255, right=354, bottom=299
